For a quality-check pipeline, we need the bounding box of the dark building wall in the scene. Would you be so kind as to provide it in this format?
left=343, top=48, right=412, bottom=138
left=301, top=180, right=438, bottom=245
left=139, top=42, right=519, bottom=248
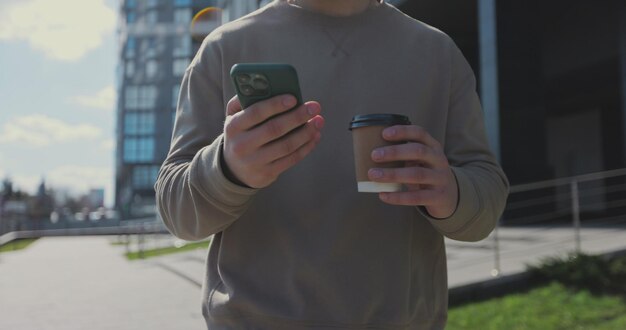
left=400, top=0, right=625, bottom=185
left=497, top=1, right=551, bottom=184
left=498, top=0, right=623, bottom=184
left=619, top=0, right=626, bottom=170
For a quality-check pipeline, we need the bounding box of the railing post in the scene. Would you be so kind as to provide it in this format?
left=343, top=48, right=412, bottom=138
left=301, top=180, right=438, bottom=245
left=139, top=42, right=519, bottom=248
left=491, top=217, right=501, bottom=277
left=571, top=180, right=581, bottom=253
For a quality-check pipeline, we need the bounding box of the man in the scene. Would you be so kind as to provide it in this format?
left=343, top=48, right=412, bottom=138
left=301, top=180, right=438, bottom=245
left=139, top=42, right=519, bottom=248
left=155, top=0, right=509, bottom=328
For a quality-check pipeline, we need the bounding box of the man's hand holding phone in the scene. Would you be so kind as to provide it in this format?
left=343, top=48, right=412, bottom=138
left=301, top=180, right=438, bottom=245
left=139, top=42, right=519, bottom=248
left=222, top=94, right=324, bottom=189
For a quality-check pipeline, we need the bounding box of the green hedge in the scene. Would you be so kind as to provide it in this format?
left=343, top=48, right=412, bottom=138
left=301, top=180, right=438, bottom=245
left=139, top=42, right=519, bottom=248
left=527, top=253, right=626, bottom=295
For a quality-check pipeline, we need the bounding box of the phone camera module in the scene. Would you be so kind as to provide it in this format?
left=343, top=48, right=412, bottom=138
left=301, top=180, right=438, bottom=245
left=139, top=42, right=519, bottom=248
left=240, top=84, right=255, bottom=96
left=252, top=77, right=269, bottom=91
left=236, top=74, right=251, bottom=84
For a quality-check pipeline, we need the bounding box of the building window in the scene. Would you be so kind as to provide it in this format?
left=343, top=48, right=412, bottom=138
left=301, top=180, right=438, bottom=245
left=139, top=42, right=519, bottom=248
left=124, top=137, right=155, bottom=163
left=127, top=11, right=136, bottom=24
left=146, top=10, right=158, bottom=24
left=172, top=84, right=181, bottom=108
left=146, top=60, right=158, bottom=79
left=172, top=36, right=191, bottom=57
left=174, top=8, right=192, bottom=24
left=125, top=37, right=136, bottom=58
left=174, top=0, right=191, bottom=7
left=132, top=166, right=160, bottom=188
left=124, top=112, right=155, bottom=135
left=125, top=61, right=135, bottom=78
left=143, top=38, right=158, bottom=58
left=147, top=0, right=159, bottom=8
left=126, top=0, right=136, bottom=9
left=125, top=86, right=138, bottom=108
left=125, top=85, right=158, bottom=110
left=172, top=58, right=189, bottom=76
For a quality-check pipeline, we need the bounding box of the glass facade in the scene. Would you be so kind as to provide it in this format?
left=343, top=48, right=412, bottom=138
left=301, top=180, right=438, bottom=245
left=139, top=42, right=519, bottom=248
left=117, top=0, right=217, bottom=218
left=125, top=37, right=136, bottom=58
left=175, top=0, right=192, bottom=7
left=124, top=112, right=155, bottom=135
left=172, top=58, right=189, bottom=76
left=123, top=137, right=155, bottom=163
left=174, top=8, right=192, bottom=24
left=132, top=166, right=160, bottom=188
left=116, top=0, right=267, bottom=218
left=124, top=85, right=158, bottom=110
left=173, top=37, right=191, bottom=57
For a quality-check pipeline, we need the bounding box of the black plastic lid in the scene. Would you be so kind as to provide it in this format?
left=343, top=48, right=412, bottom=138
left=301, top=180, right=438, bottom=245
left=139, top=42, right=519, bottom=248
left=349, top=114, right=411, bottom=130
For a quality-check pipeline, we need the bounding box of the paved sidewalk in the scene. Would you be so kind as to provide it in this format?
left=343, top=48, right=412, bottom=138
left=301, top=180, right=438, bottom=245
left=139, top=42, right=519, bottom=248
left=1, top=220, right=626, bottom=329
left=0, top=237, right=206, bottom=330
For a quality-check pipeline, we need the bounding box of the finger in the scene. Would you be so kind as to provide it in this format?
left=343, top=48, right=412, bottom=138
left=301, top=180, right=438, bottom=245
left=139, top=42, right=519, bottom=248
left=231, top=94, right=298, bottom=132
left=226, top=95, right=243, bottom=116
left=371, top=143, right=445, bottom=167
left=259, top=116, right=325, bottom=163
left=269, top=130, right=322, bottom=176
left=382, top=125, right=442, bottom=150
left=378, top=189, right=440, bottom=206
left=248, top=102, right=321, bottom=148
left=368, top=167, right=444, bottom=185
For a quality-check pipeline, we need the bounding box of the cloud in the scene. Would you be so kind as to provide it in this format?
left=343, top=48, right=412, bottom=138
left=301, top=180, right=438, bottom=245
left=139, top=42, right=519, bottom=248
left=70, top=86, right=116, bottom=111
left=0, top=152, right=4, bottom=178
left=100, top=138, right=115, bottom=151
left=10, top=174, right=41, bottom=194
left=0, top=115, right=102, bottom=147
left=47, top=165, right=112, bottom=193
left=9, top=166, right=112, bottom=202
left=0, top=0, right=116, bottom=61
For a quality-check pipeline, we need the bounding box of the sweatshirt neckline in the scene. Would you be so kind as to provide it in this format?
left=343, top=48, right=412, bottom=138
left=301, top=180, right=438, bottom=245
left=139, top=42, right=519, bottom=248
left=272, top=0, right=390, bottom=27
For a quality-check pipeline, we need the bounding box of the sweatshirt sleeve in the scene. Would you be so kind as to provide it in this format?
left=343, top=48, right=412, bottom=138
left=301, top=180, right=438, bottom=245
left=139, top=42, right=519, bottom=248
left=155, top=38, right=257, bottom=241
left=420, top=38, right=509, bottom=242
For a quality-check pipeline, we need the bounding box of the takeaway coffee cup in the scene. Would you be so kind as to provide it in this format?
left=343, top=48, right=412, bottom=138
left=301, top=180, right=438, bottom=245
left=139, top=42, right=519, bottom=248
left=349, top=114, right=411, bottom=193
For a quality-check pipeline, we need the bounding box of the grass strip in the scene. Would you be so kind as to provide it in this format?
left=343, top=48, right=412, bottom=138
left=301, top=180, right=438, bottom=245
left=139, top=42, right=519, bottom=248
left=449, top=253, right=626, bottom=329
left=0, top=238, right=38, bottom=253
left=125, top=240, right=210, bottom=260
left=448, top=282, right=626, bottom=330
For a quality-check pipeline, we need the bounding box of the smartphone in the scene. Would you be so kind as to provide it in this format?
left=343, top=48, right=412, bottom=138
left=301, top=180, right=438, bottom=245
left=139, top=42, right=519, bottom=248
left=230, top=63, right=303, bottom=110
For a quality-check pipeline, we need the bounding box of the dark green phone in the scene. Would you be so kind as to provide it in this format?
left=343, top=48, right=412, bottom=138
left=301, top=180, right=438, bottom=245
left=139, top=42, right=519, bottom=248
left=230, top=63, right=303, bottom=110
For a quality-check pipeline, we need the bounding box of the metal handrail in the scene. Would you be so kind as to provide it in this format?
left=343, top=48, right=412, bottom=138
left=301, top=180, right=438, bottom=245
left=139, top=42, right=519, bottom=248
left=506, top=191, right=572, bottom=211
left=509, top=168, right=626, bottom=193
left=0, top=220, right=167, bottom=246
left=489, top=167, right=626, bottom=279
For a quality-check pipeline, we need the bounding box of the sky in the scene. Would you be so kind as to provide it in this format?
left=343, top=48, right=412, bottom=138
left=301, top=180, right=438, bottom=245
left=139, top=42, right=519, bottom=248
left=0, top=0, right=119, bottom=206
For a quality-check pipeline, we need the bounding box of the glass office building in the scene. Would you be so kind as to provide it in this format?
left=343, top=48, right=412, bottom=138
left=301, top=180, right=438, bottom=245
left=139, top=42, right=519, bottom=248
left=115, top=0, right=261, bottom=219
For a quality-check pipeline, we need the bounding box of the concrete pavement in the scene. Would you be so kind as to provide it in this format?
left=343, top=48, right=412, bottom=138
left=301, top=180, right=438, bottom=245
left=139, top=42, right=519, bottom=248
left=0, top=237, right=206, bottom=330
left=1, top=219, right=626, bottom=329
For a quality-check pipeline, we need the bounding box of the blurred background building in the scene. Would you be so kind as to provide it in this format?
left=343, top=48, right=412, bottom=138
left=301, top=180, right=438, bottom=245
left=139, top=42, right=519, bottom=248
left=115, top=0, right=626, bottom=219
left=116, top=0, right=261, bottom=219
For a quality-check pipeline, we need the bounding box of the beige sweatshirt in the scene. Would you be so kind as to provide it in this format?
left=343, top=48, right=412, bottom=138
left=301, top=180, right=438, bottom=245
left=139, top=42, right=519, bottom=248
left=156, top=1, right=509, bottom=329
